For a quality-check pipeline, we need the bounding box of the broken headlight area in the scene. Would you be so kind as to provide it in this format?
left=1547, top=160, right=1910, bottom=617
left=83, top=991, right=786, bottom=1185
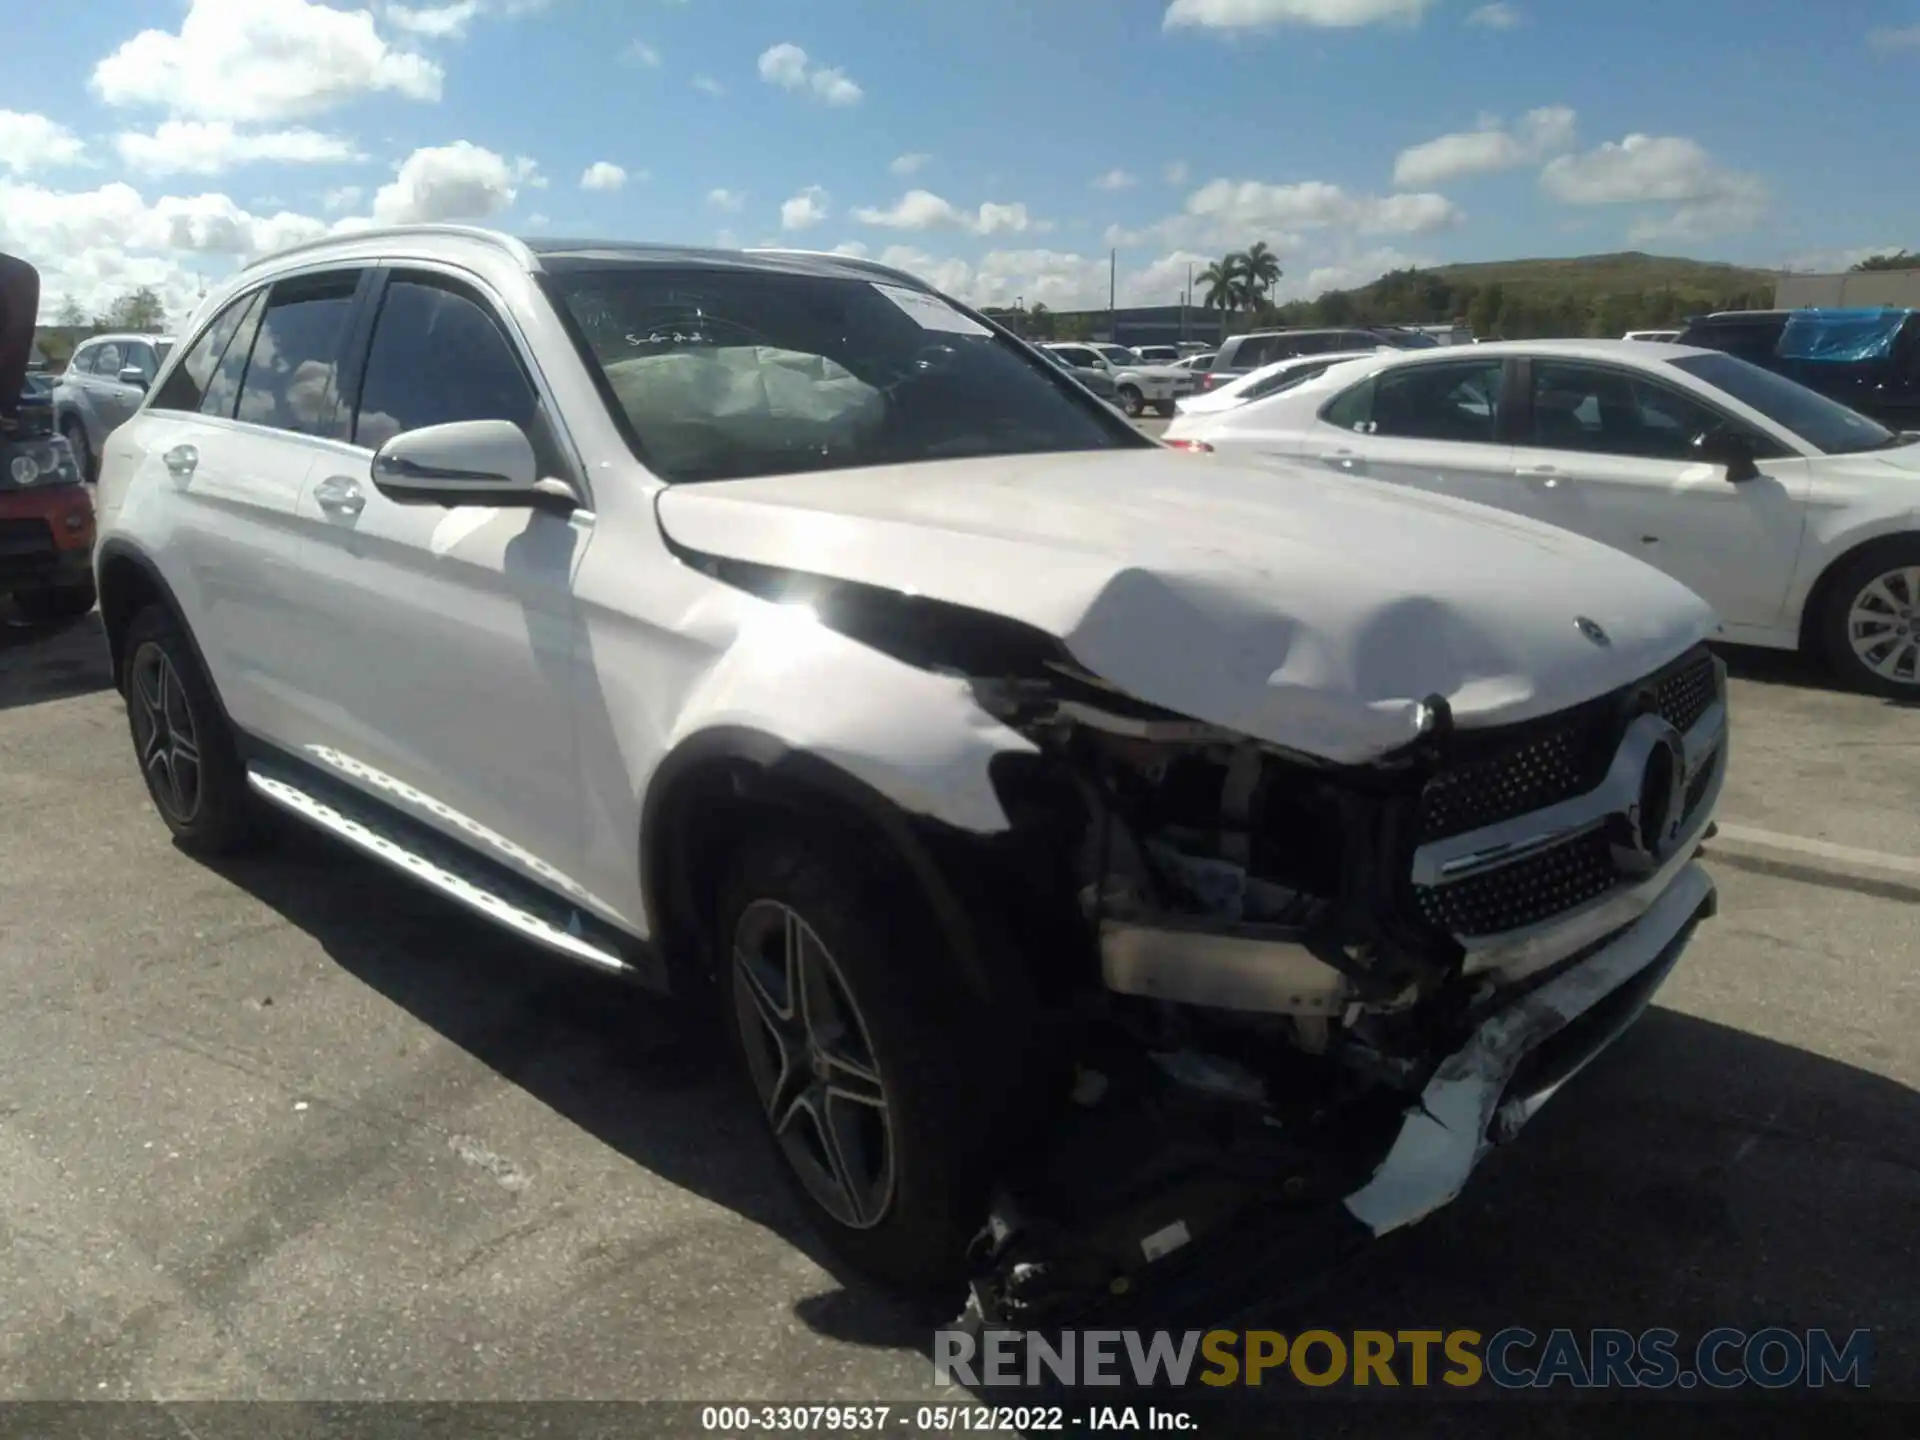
left=959, top=675, right=1487, bottom=1329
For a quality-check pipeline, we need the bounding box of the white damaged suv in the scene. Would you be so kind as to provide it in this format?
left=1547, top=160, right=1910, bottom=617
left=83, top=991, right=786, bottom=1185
left=93, top=228, right=1727, bottom=1322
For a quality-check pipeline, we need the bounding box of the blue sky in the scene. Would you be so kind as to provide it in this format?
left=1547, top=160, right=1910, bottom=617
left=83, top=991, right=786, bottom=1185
left=3, top=0, right=1918, bottom=324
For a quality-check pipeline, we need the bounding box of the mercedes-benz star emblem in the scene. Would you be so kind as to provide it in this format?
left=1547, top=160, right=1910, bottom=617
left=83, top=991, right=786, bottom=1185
left=1576, top=616, right=1611, bottom=646
left=1607, top=714, right=1692, bottom=878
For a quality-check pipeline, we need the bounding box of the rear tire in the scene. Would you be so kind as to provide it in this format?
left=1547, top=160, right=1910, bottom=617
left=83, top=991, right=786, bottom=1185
left=61, top=417, right=93, bottom=483
left=120, top=604, right=267, bottom=856
left=1819, top=539, right=1920, bottom=697
left=1117, top=384, right=1145, bottom=418
left=12, top=580, right=96, bottom=623
left=715, top=824, right=1020, bottom=1293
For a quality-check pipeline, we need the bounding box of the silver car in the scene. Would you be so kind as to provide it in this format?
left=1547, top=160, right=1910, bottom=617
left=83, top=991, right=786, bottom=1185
left=52, top=332, right=173, bottom=480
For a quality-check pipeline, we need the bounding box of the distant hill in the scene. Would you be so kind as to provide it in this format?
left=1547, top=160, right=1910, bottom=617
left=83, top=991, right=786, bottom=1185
left=1424, top=251, right=1778, bottom=298
left=1255, top=250, right=1781, bottom=340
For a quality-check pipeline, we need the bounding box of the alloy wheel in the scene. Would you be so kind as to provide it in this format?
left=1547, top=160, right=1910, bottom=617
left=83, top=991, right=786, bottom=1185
left=731, top=899, right=895, bottom=1230
left=1845, top=565, right=1920, bottom=688
left=128, top=643, right=203, bottom=822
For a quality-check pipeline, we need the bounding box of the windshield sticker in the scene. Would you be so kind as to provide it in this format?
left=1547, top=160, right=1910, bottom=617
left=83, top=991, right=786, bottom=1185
left=872, top=283, right=991, bottom=337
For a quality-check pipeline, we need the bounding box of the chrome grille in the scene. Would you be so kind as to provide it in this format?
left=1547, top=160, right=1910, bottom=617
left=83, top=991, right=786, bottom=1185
left=1414, top=830, right=1618, bottom=938
left=1418, top=649, right=1719, bottom=843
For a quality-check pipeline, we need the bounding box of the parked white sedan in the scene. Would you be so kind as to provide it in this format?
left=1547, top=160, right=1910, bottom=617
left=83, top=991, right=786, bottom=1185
left=1171, top=348, right=1385, bottom=419
left=1164, top=338, right=1920, bottom=694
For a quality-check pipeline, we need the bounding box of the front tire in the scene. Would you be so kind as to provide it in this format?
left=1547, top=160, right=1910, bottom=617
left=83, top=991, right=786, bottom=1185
left=1116, top=384, right=1145, bottom=418
left=1819, top=541, right=1920, bottom=697
left=120, top=605, right=266, bottom=855
left=716, top=826, right=1014, bottom=1292
left=12, top=579, right=96, bottom=623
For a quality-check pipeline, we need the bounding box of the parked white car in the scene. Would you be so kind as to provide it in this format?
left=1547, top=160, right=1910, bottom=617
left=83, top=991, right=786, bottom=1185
left=1172, top=348, right=1384, bottom=419
left=51, top=331, right=175, bottom=480
left=1163, top=338, right=1920, bottom=694
left=1043, top=341, right=1194, bottom=417
left=94, top=229, right=1725, bottom=1325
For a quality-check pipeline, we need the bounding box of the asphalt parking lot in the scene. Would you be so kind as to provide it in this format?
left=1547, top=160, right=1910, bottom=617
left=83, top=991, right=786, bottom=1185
left=2, top=585, right=1917, bottom=1425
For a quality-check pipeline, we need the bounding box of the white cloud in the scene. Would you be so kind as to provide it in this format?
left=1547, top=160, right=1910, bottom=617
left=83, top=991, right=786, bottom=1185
left=1092, top=168, right=1139, bottom=191
left=1163, top=160, right=1191, bottom=186
left=780, top=185, right=831, bottom=231
left=1163, top=0, right=1432, bottom=30
left=580, top=161, right=628, bottom=192
left=371, top=140, right=539, bottom=224
left=1869, top=25, right=1920, bottom=52
left=0, top=176, right=376, bottom=324
left=114, top=121, right=362, bottom=177
left=692, top=76, right=726, bottom=97
left=1392, top=106, right=1575, bottom=187
left=707, top=187, right=745, bottom=211
left=323, top=185, right=363, bottom=211
left=384, top=1, right=482, bottom=37
left=628, top=40, right=662, bottom=67
left=890, top=152, right=932, bottom=177
left=1466, top=2, right=1520, bottom=27
left=757, top=43, right=864, bottom=105
left=1540, top=133, right=1768, bottom=240
left=0, top=111, right=89, bottom=174
left=1183, top=177, right=1462, bottom=238
left=853, top=189, right=1034, bottom=236
left=93, top=0, right=443, bottom=122
left=831, top=241, right=870, bottom=257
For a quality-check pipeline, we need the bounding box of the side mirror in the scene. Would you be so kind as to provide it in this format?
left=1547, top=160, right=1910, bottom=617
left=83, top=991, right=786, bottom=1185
left=117, top=367, right=149, bottom=390
left=371, top=419, right=581, bottom=513
left=1693, top=428, right=1761, bottom=483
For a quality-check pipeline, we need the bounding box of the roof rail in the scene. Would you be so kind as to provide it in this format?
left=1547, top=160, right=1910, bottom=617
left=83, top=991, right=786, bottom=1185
left=238, top=224, right=537, bottom=275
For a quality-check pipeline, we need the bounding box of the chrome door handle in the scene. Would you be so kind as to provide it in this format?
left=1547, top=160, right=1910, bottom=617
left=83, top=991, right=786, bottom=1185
left=163, top=444, right=197, bottom=478
left=314, top=475, right=365, bottom=516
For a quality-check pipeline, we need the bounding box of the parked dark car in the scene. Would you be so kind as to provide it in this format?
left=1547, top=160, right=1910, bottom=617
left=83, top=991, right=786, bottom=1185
left=1675, top=308, right=1920, bottom=431
left=1199, top=325, right=1438, bottom=392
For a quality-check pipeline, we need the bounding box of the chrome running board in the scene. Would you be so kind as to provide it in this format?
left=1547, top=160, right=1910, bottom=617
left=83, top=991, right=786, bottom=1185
left=246, top=765, right=636, bottom=978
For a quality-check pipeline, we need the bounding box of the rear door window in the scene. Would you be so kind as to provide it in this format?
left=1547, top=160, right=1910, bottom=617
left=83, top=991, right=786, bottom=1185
left=1323, top=359, right=1505, bottom=443
left=231, top=273, right=360, bottom=438
left=152, top=290, right=261, bottom=413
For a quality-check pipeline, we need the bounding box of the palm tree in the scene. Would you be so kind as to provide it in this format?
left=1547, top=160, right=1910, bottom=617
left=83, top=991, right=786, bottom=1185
left=1199, top=257, right=1244, bottom=311
left=1241, top=241, right=1282, bottom=306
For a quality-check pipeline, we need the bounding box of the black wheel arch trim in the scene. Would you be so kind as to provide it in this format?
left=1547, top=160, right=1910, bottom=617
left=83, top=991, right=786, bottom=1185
left=93, top=537, right=231, bottom=725
left=640, top=725, right=1027, bottom=1006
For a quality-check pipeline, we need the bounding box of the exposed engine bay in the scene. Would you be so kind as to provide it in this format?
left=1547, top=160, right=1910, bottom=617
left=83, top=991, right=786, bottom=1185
left=956, top=666, right=1485, bottom=1327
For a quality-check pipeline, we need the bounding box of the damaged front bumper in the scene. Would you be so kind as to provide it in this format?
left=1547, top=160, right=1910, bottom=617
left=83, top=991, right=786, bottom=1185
left=963, top=861, right=1716, bottom=1331
left=1342, top=858, right=1713, bottom=1235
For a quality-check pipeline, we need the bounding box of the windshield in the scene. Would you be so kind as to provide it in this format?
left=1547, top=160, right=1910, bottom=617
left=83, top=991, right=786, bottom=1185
left=1097, top=345, right=1138, bottom=367
left=1669, top=351, right=1900, bottom=455
left=1375, top=329, right=1440, bottom=349
left=156, top=340, right=175, bottom=364
left=549, top=265, right=1146, bottom=482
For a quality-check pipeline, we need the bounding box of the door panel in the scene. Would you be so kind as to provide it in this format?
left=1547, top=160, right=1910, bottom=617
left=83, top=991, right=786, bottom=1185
left=1506, top=445, right=1809, bottom=628
left=279, top=268, right=590, bottom=896
left=1514, top=359, right=1812, bottom=629
left=286, top=473, right=590, bottom=893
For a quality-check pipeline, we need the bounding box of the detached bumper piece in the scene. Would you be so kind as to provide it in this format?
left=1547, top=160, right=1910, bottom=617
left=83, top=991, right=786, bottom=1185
left=958, top=865, right=1716, bottom=1333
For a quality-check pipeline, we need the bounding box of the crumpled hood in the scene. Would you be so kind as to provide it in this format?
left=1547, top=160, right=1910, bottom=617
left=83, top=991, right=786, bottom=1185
left=1869, top=438, right=1920, bottom=475
left=655, top=450, right=1717, bottom=765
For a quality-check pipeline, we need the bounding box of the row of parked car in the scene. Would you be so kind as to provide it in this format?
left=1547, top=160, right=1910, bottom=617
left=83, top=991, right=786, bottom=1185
left=1155, top=310, right=1920, bottom=695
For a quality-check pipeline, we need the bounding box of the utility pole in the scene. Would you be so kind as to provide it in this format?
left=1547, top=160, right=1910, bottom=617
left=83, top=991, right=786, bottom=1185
left=1109, top=248, right=1117, bottom=343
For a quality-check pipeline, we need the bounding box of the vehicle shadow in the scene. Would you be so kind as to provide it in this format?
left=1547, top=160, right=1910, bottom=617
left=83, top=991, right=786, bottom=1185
left=205, top=831, right=1919, bottom=1425
left=1717, top=642, right=1920, bottom=711
left=198, top=825, right=942, bottom=1332
left=0, top=606, right=114, bottom=711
